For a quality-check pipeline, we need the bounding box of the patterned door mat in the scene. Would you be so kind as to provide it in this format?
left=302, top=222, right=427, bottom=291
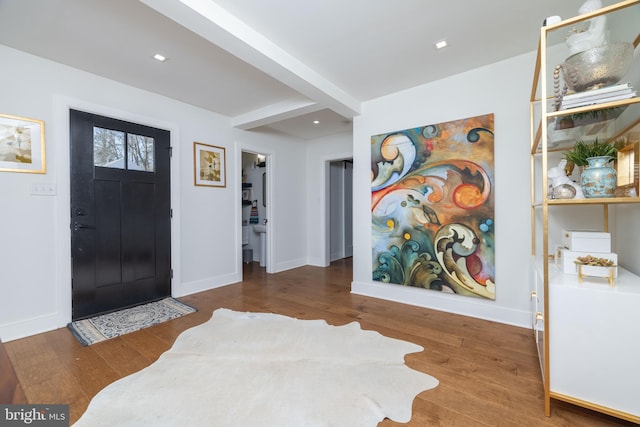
left=68, top=298, right=197, bottom=346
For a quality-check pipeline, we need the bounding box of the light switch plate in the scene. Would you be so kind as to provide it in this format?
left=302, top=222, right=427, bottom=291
left=30, top=182, right=57, bottom=195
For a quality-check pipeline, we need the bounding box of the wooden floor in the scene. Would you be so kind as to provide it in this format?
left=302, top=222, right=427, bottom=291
left=1, top=259, right=634, bottom=426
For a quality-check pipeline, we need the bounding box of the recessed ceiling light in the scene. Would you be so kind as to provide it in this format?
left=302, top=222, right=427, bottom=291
left=434, top=39, right=448, bottom=50
left=313, top=120, right=320, bottom=124
left=153, top=53, right=167, bottom=62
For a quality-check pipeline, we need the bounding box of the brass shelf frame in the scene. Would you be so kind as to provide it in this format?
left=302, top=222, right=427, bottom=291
left=529, top=0, right=640, bottom=423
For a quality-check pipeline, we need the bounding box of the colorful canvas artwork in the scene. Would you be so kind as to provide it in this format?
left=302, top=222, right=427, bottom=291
left=371, top=114, right=495, bottom=300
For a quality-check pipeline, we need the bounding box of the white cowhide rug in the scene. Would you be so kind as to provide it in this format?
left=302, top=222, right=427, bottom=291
left=73, top=308, right=438, bottom=427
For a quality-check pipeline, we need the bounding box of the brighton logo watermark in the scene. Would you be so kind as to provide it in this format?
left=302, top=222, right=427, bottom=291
left=0, top=405, right=68, bottom=426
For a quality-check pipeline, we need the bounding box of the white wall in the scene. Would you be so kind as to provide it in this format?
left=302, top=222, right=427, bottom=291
left=352, top=52, right=536, bottom=328
left=0, top=45, right=307, bottom=341
left=305, top=132, right=353, bottom=267
left=5, top=38, right=630, bottom=340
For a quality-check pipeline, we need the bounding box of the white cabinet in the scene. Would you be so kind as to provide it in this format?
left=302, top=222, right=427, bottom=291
left=532, top=260, right=640, bottom=418
left=529, top=0, right=640, bottom=422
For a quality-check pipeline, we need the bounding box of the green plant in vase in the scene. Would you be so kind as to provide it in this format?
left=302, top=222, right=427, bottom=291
left=563, top=138, right=618, bottom=168
left=563, top=138, right=620, bottom=198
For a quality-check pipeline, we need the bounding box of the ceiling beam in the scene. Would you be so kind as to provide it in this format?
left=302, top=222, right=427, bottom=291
left=141, top=0, right=361, bottom=119
left=231, top=99, right=323, bottom=130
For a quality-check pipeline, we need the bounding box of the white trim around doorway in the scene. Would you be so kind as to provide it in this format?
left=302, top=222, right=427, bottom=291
left=236, top=142, right=275, bottom=275
left=53, top=95, right=182, bottom=329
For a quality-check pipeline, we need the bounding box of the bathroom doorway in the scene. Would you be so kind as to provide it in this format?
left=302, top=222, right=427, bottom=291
left=241, top=150, right=270, bottom=273
left=329, top=159, right=353, bottom=261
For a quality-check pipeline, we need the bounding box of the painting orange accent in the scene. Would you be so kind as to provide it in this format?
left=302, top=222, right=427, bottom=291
left=453, top=184, right=484, bottom=209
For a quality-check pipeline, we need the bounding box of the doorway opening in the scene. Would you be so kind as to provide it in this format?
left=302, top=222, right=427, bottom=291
left=69, top=109, right=171, bottom=319
left=329, top=158, right=353, bottom=262
left=241, top=150, right=270, bottom=274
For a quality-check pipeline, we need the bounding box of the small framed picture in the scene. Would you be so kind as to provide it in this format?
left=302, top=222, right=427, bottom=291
left=0, top=113, right=46, bottom=174
left=194, top=142, right=226, bottom=187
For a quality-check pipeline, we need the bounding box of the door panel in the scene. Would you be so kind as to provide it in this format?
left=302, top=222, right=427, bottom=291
left=70, top=109, right=171, bottom=320
left=128, top=182, right=156, bottom=280
left=95, top=180, right=122, bottom=287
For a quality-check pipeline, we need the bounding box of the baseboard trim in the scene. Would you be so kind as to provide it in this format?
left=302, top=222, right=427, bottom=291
left=177, top=272, right=241, bottom=297
left=351, top=280, right=530, bottom=328
left=274, top=258, right=306, bottom=273
left=0, top=312, right=60, bottom=342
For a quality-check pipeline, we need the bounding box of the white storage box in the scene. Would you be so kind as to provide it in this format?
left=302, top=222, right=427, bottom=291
left=562, top=230, right=611, bottom=253
left=559, top=248, right=618, bottom=277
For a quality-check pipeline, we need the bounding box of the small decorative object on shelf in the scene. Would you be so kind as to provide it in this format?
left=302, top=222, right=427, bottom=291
left=548, top=159, right=583, bottom=199
left=563, top=138, right=621, bottom=197
left=552, top=184, right=577, bottom=199
left=565, top=0, right=607, bottom=56
left=559, top=248, right=618, bottom=275
left=575, top=255, right=617, bottom=287
left=560, top=42, right=634, bottom=93
left=615, top=141, right=639, bottom=197
left=581, top=155, right=617, bottom=197
left=559, top=83, right=636, bottom=110
left=552, top=0, right=635, bottom=110
left=562, top=229, right=611, bottom=252
left=554, top=107, right=625, bottom=132
left=560, top=231, right=616, bottom=275
left=563, top=138, right=618, bottom=167
left=574, top=254, right=616, bottom=266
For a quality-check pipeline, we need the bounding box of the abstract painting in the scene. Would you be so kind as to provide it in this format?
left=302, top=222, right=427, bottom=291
left=371, top=114, right=495, bottom=300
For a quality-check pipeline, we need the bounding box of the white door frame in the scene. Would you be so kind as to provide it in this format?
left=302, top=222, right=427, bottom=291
left=53, top=95, right=181, bottom=328
left=321, top=154, right=353, bottom=267
left=237, top=143, right=274, bottom=274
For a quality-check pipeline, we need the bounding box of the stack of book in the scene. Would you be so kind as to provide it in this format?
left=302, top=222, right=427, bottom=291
left=560, top=83, right=636, bottom=110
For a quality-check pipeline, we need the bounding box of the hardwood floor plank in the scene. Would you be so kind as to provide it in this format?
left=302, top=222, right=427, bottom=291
left=118, top=328, right=173, bottom=361
left=3, top=259, right=635, bottom=426
left=0, top=338, right=27, bottom=404
left=90, top=336, right=155, bottom=378
left=44, top=329, right=119, bottom=397
left=379, top=397, right=494, bottom=426
left=6, top=334, right=61, bottom=391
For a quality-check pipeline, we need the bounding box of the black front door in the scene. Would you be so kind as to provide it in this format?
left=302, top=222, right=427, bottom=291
left=70, top=110, right=171, bottom=320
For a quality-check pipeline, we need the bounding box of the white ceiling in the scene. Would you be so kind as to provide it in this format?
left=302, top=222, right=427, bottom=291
left=0, top=0, right=607, bottom=140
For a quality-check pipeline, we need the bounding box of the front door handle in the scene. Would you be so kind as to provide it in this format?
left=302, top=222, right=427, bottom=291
left=73, top=222, right=96, bottom=231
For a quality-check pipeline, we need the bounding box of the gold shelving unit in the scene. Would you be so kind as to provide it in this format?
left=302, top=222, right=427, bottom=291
left=529, top=0, right=640, bottom=423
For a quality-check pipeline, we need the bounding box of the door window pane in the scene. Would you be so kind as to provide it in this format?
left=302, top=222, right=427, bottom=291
left=127, top=133, right=155, bottom=172
left=94, top=127, right=125, bottom=169
left=93, top=127, right=155, bottom=172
